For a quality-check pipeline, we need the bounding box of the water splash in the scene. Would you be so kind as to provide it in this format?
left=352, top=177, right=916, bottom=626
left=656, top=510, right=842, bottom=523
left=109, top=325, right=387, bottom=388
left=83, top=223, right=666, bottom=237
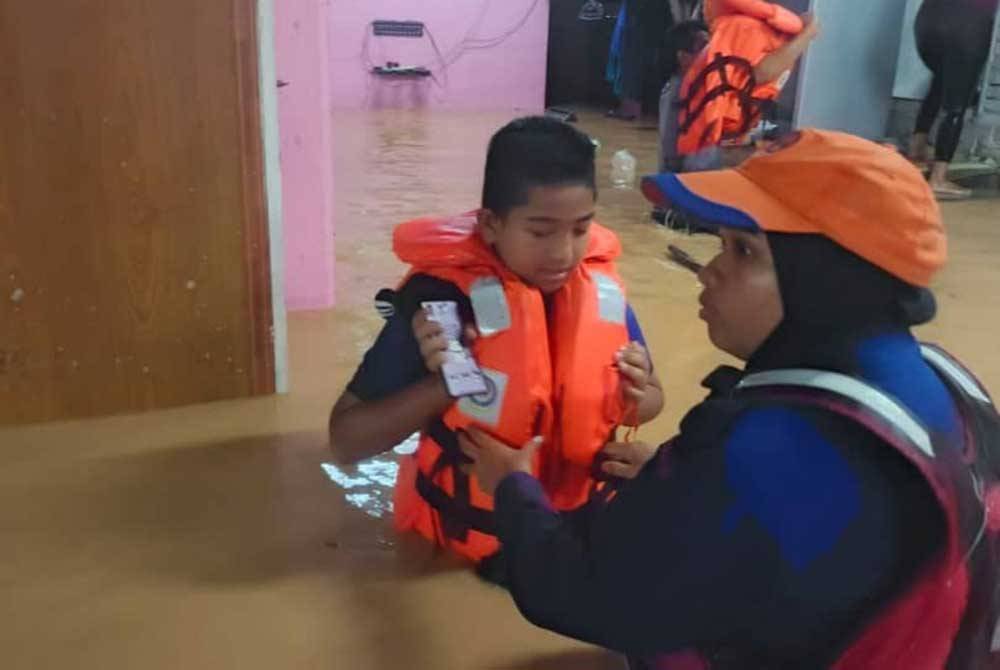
left=320, top=464, right=371, bottom=490
left=321, top=457, right=399, bottom=519
left=320, top=433, right=419, bottom=518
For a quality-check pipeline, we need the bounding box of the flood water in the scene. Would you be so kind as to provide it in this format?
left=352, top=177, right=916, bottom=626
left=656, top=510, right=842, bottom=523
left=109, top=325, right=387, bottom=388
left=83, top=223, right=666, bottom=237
left=0, top=110, right=998, bottom=669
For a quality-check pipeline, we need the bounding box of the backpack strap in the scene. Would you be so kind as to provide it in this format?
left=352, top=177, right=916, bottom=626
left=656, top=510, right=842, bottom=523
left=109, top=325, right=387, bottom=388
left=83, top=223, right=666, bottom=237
left=920, top=343, right=993, bottom=406
left=736, top=368, right=934, bottom=458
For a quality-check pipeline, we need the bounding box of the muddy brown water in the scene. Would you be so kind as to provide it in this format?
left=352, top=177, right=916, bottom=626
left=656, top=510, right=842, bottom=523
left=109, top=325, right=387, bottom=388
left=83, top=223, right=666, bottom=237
left=1, top=110, right=997, bottom=669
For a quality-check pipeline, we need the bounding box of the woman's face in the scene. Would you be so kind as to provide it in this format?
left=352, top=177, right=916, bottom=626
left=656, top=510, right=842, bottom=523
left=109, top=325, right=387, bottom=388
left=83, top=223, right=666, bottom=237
left=697, top=229, right=784, bottom=360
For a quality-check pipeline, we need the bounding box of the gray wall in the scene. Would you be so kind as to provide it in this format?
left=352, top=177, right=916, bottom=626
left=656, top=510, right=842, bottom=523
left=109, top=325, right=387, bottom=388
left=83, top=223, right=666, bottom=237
left=771, top=0, right=811, bottom=124
left=794, top=0, right=909, bottom=139
left=892, top=0, right=932, bottom=100
left=980, top=12, right=1000, bottom=123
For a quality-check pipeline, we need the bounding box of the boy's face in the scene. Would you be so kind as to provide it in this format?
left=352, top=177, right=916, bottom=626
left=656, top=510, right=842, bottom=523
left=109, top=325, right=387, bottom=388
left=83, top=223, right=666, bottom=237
left=697, top=229, right=783, bottom=360
left=479, top=184, right=596, bottom=295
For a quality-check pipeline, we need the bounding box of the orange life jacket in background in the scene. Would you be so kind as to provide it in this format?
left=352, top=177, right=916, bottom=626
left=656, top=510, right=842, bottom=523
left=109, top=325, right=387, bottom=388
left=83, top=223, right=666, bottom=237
left=391, top=213, right=631, bottom=562
left=677, top=0, right=803, bottom=156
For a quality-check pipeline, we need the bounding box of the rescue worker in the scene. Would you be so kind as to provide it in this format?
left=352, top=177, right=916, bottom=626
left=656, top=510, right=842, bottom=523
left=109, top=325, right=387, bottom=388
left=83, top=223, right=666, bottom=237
left=328, top=117, right=664, bottom=577
left=459, top=130, right=1000, bottom=668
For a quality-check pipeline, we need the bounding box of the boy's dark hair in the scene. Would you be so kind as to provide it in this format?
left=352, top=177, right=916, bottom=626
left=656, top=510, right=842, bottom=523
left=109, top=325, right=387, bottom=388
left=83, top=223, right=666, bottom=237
left=482, top=116, right=596, bottom=217
left=666, top=19, right=709, bottom=56
left=662, top=19, right=709, bottom=77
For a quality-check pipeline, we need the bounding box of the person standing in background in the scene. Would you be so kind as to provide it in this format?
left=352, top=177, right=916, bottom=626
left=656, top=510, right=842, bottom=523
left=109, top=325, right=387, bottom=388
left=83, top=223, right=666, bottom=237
left=910, top=0, right=1000, bottom=200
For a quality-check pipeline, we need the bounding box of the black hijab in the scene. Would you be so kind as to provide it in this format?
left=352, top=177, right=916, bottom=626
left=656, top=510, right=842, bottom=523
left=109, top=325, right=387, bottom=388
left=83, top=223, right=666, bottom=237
left=746, top=233, right=937, bottom=375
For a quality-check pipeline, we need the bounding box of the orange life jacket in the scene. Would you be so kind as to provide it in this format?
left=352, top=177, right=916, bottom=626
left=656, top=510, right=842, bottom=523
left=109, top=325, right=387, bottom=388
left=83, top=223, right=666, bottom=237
left=391, top=213, right=631, bottom=562
left=677, top=0, right=802, bottom=156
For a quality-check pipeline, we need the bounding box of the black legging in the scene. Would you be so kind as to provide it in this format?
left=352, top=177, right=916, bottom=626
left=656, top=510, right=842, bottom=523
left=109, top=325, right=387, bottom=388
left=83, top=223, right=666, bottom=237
left=913, top=0, right=996, bottom=162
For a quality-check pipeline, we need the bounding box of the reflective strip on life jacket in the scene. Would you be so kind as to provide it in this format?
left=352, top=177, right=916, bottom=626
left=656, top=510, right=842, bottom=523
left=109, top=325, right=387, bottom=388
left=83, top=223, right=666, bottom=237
left=737, top=369, right=935, bottom=457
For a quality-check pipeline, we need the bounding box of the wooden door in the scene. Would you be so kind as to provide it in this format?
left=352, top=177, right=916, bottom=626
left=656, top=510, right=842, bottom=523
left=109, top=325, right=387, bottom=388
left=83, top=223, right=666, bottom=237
left=0, top=0, right=275, bottom=424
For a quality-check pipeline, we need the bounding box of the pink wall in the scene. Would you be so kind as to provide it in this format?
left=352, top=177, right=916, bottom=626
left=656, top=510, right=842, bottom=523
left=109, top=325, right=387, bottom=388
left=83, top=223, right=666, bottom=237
left=276, top=0, right=336, bottom=310
left=328, top=0, right=549, bottom=110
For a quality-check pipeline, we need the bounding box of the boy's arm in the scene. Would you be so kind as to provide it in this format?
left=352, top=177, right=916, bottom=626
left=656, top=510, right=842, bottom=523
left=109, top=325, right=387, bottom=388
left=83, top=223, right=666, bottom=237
left=753, top=13, right=820, bottom=84
left=328, top=379, right=453, bottom=464
left=327, top=274, right=469, bottom=464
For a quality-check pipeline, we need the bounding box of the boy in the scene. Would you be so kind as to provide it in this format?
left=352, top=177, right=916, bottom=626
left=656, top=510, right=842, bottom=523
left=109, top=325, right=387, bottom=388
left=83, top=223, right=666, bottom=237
left=676, top=1, right=819, bottom=163
left=655, top=20, right=711, bottom=228
left=659, top=20, right=710, bottom=174
left=328, top=117, right=664, bottom=570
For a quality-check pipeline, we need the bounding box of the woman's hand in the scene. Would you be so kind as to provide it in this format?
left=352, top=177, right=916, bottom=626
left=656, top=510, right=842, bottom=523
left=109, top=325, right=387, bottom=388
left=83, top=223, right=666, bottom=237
left=458, top=428, right=542, bottom=496
left=598, top=441, right=659, bottom=480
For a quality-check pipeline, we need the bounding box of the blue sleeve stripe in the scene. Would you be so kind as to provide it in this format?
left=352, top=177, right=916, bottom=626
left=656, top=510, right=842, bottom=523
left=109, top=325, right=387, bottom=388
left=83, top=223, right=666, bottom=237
left=625, top=304, right=647, bottom=348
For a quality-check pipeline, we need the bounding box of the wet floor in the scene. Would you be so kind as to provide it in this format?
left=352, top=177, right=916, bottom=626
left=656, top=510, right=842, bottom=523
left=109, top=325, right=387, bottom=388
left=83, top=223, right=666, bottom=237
left=1, top=110, right=999, bottom=669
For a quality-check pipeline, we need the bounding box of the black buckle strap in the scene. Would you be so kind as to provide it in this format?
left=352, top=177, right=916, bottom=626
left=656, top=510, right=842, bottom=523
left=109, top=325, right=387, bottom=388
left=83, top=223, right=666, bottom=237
left=678, top=53, right=767, bottom=143
left=417, top=419, right=497, bottom=540
left=415, top=470, right=497, bottom=538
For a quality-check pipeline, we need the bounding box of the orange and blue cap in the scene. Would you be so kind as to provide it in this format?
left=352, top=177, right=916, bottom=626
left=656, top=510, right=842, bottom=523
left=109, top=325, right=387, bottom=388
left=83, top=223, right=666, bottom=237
left=641, top=129, right=947, bottom=287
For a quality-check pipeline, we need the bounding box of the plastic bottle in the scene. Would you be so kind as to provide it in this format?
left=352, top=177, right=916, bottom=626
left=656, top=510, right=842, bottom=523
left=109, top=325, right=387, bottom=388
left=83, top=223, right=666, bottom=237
left=610, top=149, right=637, bottom=189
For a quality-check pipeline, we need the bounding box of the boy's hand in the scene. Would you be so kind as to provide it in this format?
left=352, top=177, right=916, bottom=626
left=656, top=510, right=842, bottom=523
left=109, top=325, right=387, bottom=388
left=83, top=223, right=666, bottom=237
left=458, top=428, right=542, bottom=496
left=617, top=342, right=652, bottom=405
left=413, top=308, right=450, bottom=373
left=412, top=308, right=479, bottom=374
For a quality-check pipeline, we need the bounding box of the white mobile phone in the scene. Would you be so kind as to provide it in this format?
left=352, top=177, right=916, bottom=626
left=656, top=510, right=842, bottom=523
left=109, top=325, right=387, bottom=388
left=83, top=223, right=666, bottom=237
left=422, top=301, right=488, bottom=397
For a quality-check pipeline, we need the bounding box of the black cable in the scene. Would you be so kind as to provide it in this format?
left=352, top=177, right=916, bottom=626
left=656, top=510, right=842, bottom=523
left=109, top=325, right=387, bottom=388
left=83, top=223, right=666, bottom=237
left=446, top=0, right=543, bottom=63
left=359, top=0, right=543, bottom=91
